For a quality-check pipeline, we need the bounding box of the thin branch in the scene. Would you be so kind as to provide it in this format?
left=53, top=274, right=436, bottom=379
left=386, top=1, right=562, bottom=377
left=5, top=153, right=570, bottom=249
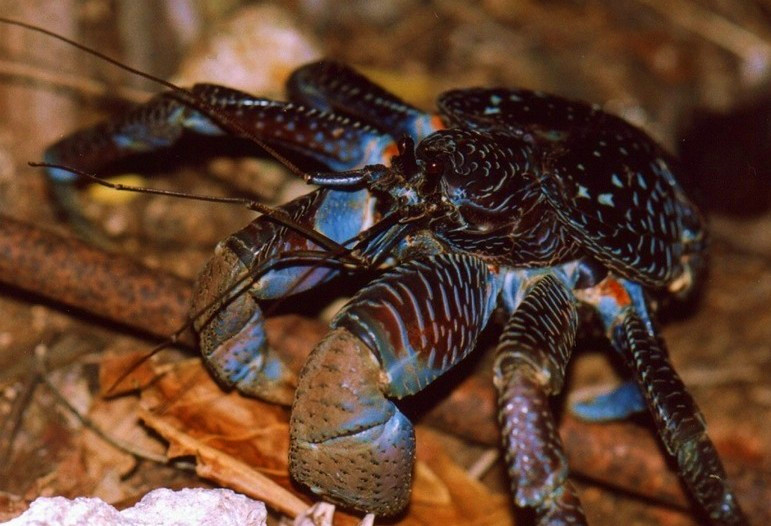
left=466, top=448, right=499, bottom=481
left=34, top=344, right=169, bottom=465
left=0, top=57, right=152, bottom=103
left=634, top=0, right=771, bottom=68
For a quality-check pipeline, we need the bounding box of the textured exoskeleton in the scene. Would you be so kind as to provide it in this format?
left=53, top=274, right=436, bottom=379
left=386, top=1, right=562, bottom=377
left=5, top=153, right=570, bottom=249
left=45, top=60, right=746, bottom=525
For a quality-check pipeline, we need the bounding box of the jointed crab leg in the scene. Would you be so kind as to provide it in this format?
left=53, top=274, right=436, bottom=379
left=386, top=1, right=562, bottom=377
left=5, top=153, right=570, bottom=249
left=287, top=61, right=443, bottom=141
left=290, top=252, right=500, bottom=515
left=611, top=285, right=746, bottom=525
left=573, top=277, right=747, bottom=525
left=44, top=83, right=400, bottom=179
left=494, top=274, right=587, bottom=525
left=40, top=70, right=421, bottom=403
left=190, top=188, right=373, bottom=405
left=42, top=81, right=398, bottom=243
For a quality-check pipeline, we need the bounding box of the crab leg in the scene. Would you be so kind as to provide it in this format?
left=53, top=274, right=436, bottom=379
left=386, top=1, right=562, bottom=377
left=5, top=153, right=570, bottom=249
left=612, top=282, right=747, bottom=525
left=287, top=60, right=443, bottom=141
left=45, top=83, right=399, bottom=177
left=43, top=82, right=395, bottom=241
left=494, top=274, right=587, bottom=525
left=190, top=186, right=374, bottom=405
left=289, top=253, right=500, bottom=515
left=42, top=80, right=418, bottom=404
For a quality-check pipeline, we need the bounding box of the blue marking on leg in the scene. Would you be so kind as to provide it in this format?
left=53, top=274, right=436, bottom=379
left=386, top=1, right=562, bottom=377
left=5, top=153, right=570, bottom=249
left=205, top=298, right=296, bottom=404
left=182, top=110, right=228, bottom=136
left=570, top=380, right=647, bottom=422
left=333, top=253, right=501, bottom=398
left=313, top=189, right=370, bottom=242
left=211, top=306, right=270, bottom=381
left=255, top=265, right=336, bottom=298
left=360, top=134, right=399, bottom=166
left=405, top=114, right=444, bottom=142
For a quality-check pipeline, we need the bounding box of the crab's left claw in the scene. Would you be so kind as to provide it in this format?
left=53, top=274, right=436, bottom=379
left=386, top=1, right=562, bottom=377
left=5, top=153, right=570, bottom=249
left=289, top=327, right=415, bottom=516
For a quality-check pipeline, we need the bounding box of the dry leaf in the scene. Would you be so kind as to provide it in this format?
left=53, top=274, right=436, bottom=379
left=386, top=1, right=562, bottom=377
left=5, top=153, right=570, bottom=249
left=99, top=350, right=162, bottom=397
left=401, top=427, right=514, bottom=526
left=139, top=359, right=290, bottom=474
left=80, top=395, right=165, bottom=502
left=138, top=407, right=307, bottom=519
left=131, top=358, right=515, bottom=525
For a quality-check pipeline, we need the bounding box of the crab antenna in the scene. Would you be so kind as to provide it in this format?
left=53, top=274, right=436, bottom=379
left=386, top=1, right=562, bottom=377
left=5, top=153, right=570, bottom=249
left=30, top=162, right=363, bottom=262
left=0, top=17, right=319, bottom=185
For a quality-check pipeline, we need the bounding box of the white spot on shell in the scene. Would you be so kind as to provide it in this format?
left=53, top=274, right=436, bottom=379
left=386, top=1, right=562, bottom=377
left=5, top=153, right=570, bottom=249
left=598, top=193, right=615, bottom=206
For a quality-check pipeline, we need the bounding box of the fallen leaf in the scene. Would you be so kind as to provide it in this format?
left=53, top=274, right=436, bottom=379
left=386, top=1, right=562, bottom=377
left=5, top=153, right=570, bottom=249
left=127, top=359, right=514, bottom=525
left=139, top=359, right=290, bottom=474
left=99, top=350, right=162, bottom=397
left=402, top=427, right=514, bottom=526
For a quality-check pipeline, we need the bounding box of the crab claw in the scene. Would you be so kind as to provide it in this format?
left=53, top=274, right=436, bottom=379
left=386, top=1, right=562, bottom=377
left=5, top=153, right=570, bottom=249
left=289, top=328, right=415, bottom=516
left=191, top=247, right=298, bottom=405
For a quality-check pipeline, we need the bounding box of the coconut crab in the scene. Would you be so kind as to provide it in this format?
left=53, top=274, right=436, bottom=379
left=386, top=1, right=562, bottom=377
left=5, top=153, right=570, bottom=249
left=39, top=57, right=746, bottom=525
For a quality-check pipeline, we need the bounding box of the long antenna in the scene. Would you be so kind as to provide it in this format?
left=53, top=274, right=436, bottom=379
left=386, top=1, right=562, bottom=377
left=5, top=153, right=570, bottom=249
left=0, top=17, right=321, bottom=184
left=30, top=162, right=362, bottom=262
left=3, top=17, right=378, bottom=261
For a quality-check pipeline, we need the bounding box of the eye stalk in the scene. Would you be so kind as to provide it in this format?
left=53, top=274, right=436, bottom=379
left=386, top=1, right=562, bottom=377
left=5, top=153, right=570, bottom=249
left=396, top=135, right=418, bottom=178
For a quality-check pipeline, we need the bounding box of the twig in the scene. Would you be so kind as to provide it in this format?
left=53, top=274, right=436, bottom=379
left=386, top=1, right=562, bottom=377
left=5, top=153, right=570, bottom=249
left=0, top=216, right=194, bottom=343
left=34, top=344, right=168, bottom=465
left=0, top=58, right=152, bottom=103
left=465, top=448, right=499, bottom=481
left=0, top=368, right=39, bottom=474
left=633, top=0, right=771, bottom=74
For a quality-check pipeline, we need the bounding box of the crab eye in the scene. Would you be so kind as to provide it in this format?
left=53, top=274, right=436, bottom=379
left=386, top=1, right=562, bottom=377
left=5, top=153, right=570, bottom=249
left=425, top=160, right=444, bottom=178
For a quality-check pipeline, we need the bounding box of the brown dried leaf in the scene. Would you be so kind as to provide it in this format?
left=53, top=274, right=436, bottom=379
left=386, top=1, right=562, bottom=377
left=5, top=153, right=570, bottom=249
left=139, top=359, right=290, bottom=473
left=132, top=359, right=514, bottom=525
left=80, top=396, right=164, bottom=501
left=138, top=406, right=307, bottom=519
left=400, top=427, right=514, bottom=526
left=99, top=350, right=161, bottom=397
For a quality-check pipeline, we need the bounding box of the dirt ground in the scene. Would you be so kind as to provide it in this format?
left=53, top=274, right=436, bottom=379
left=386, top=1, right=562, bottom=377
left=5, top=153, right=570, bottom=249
left=0, top=1, right=769, bottom=525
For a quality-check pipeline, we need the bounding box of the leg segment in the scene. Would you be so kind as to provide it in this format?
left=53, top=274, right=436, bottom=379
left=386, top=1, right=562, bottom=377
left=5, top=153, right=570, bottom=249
left=287, top=60, right=443, bottom=142
left=46, top=83, right=397, bottom=178
left=192, top=187, right=373, bottom=405
left=44, top=83, right=396, bottom=241
left=290, top=253, right=500, bottom=514
left=570, top=380, right=647, bottom=422
left=494, top=274, right=587, bottom=525
left=577, top=276, right=747, bottom=524
left=613, top=302, right=747, bottom=525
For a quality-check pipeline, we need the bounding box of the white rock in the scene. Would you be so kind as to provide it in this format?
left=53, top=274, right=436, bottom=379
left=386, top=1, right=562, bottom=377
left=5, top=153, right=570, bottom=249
left=4, top=488, right=267, bottom=526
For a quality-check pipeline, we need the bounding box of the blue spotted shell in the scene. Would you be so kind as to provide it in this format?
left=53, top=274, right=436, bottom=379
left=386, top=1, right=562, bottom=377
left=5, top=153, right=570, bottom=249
left=436, top=89, right=705, bottom=287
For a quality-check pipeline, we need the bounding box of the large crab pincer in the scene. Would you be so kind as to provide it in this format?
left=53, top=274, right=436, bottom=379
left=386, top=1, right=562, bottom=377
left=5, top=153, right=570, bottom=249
left=45, top=61, right=746, bottom=524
